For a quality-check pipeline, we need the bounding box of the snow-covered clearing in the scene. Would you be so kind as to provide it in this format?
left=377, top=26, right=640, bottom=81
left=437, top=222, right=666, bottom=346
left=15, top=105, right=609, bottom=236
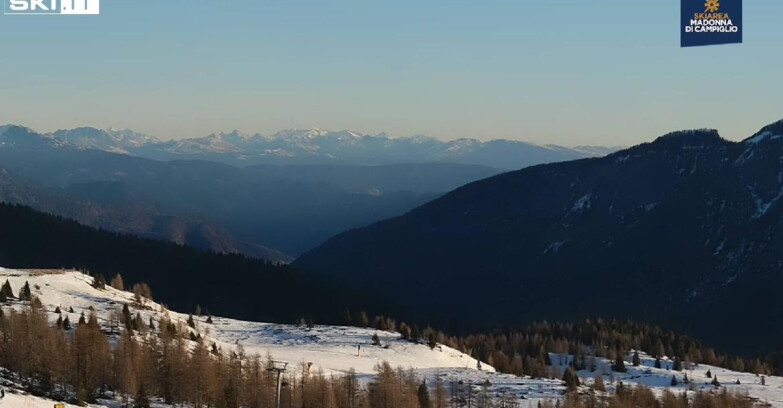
left=0, top=267, right=781, bottom=407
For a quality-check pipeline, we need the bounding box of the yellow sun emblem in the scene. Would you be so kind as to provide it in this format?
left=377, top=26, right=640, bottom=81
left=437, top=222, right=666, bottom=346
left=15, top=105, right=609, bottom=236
left=704, top=0, right=720, bottom=12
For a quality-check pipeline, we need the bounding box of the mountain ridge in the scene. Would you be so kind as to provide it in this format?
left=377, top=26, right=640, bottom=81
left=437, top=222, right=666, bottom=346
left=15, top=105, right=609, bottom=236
left=294, top=118, right=783, bottom=356
left=1, top=124, right=620, bottom=169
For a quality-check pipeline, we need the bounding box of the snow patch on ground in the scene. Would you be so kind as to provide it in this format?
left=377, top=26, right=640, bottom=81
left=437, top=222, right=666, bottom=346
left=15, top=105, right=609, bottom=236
left=571, top=193, right=592, bottom=212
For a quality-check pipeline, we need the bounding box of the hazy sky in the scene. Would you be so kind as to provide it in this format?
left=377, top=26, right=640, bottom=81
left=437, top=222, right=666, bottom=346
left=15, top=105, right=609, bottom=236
left=0, top=0, right=781, bottom=146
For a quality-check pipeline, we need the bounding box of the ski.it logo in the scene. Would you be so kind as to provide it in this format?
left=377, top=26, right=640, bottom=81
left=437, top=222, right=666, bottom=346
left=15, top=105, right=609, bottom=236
left=4, top=0, right=99, bottom=14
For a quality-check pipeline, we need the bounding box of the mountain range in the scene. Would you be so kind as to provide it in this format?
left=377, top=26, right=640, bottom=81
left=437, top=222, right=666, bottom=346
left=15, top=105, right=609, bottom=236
left=26, top=125, right=618, bottom=169
left=1, top=125, right=533, bottom=259
left=295, top=118, right=783, bottom=356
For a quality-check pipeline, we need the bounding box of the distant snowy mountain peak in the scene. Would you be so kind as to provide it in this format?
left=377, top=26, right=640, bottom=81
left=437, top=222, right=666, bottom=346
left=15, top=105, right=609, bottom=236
left=141, top=127, right=618, bottom=167
left=0, top=125, right=68, bottom=150
left=0, top=124, right=623, bottom=168
left=270, top=128, right=331, bottom=140
left=106, top=128, right=159, bottom=146
left=48, top=126, right=158, bottom=153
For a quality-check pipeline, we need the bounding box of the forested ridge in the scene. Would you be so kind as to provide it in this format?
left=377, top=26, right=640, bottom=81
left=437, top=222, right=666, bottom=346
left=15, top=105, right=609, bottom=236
left=339, top=312, right=776, bottom=377
left=0, top=203, right=376, bottom=324
left=1, top=202, right=780, bottom=376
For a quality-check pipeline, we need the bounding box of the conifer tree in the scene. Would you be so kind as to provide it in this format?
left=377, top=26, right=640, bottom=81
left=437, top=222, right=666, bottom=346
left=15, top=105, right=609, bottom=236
left=0, top=279, right=13, bottom=299
left=134, top=383, right=150, bottom=408
left=674, top=356, right=682, bottom=371
left=632, top=351, right=641, bottom=366
left=122, top=304, right=133, bottom=331
left=372, top=333, right=381, bottom=346
left=19, top=281, right=32, bottom=301
left=411, top=325, right=421, bottom=343
left=433, top=376, right=448, bottom=408
left=562, top=366, right=580, bottom=391
left=654, top=357, right=661, bottom=369
left=711, top=376, right=720, bottom=387
left=63, top=315, right=72, bottom=330
left=92, top=274, right=106, bottom=289
left=399, top=322, right=411, bottom=340
left=427, top=332, right=438, bottom=350
left=417, top=380, right=431, bottom=408
left=706, top=369, right=712, bottom=378
left=341, top=308, right=352, bottom=326
left=593, top=373, right=605, bottom=392
left=670, top=375, right=678, bottom=386
left=612, top=355, right=627, bottom=373
left=357, top=311, right=369, bottom=327
left=110, top=273, right=124, bottom=291
left=88, top=311, right=100, bottom=328
left=133, top=312, right=145, bottom=332
left=187, top=314, right=196, bottom=329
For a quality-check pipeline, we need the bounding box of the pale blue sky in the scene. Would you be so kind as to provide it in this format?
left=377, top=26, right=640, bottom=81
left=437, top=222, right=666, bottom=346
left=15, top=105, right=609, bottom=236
left=0, top=0, right=781, bottom=146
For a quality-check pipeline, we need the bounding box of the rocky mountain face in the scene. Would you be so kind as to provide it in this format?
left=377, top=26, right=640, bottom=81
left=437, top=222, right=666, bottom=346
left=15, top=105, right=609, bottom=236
left=295, top=119, right=783, bottom=355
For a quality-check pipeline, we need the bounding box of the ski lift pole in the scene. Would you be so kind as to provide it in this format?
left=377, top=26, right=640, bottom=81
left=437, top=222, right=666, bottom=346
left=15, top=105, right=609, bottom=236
left=268, top=360, right=288, bottom=408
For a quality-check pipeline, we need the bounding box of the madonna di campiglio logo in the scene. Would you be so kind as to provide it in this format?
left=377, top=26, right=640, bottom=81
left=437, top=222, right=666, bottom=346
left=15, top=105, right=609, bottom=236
left=681, top=0, right=741, bottom=46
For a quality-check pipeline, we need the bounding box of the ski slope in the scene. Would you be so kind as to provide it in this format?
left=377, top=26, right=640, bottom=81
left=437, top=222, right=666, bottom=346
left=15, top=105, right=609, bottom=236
left=0, top=267, right=781, bottom=407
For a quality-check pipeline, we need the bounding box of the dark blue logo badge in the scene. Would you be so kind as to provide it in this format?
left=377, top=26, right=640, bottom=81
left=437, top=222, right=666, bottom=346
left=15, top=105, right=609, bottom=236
left=681, top=0, right=742, bottom=47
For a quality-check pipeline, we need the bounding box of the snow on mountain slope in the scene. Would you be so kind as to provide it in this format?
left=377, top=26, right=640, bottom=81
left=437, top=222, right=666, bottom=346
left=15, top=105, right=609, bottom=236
left=0, top=391, right=109, bottom=408
left=559, top=353, right=782, bottom=407
left=0, top=389, right=171, bottom=408
left=0, top=268, right=488, bottom=377
left=51, top=127, right=159, bottom=154
left=2, top=267, right=781, bottom=406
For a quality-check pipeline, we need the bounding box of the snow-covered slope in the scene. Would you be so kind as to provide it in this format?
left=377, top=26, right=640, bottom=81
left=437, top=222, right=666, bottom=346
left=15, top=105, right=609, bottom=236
left=0, top=391, right=117, bottom=408
left=1, top=267, right=780, bottom=406
left=0, top=268, right=489, bottom=377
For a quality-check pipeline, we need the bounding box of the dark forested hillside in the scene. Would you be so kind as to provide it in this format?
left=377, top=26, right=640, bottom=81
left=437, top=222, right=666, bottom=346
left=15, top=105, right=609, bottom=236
left=0, top=167, right=288, bottom=261
left=295, top=119, right=783, bottom=356
left=0, top=203, right=371, bottom=323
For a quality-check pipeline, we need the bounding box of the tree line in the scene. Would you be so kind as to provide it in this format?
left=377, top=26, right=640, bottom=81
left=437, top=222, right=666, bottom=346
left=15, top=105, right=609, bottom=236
left=0, top=301, right=765, bottom=408
left=337, top=312, right=773, bottom=378
left=0, top=277, right=453, bottom=408
left=0, top=275, right=767, bottom=408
